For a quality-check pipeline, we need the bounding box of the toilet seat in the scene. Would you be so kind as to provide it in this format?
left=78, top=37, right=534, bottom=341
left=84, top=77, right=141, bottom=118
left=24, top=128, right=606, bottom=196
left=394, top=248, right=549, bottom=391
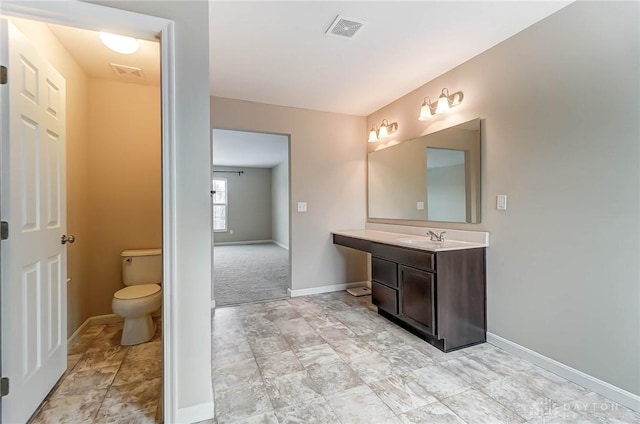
left=114, top=283, right=160, bottom=300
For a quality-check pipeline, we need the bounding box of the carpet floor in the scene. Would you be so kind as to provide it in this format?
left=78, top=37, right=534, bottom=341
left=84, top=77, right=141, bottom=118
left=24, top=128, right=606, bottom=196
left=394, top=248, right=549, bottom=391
left=213, top=243, right=290, bottom=306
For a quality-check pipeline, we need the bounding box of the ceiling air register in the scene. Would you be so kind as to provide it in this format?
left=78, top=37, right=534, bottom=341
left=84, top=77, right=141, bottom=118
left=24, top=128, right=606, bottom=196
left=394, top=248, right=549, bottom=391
left=325, top=15, right=366, bottom=39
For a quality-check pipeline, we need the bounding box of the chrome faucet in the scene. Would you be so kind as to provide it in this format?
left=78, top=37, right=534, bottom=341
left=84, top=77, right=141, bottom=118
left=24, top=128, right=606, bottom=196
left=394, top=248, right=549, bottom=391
left=427, top=230, right=446, bottom=242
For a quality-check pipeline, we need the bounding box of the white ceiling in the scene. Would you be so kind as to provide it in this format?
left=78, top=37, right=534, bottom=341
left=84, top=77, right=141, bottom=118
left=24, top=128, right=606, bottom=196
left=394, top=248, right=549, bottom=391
left=213, top=129, right=288, bottom=168
left=210, top=1, right=573, bottom=116
left=38, top=2, right=573, bottom=167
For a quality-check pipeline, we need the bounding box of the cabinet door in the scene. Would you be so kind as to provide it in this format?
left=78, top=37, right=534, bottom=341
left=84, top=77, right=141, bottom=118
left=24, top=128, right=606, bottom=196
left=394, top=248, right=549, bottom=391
left=399, top=265, right=436, bottom=335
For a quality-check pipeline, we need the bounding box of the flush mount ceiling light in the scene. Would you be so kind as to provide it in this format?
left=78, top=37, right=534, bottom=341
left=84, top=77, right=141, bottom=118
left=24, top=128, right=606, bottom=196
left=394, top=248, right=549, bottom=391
left=99, top=32, right=140, bottom=54
left=419, top=88, right=464, bottom=121
left=368, top=119, right=398, bottom=142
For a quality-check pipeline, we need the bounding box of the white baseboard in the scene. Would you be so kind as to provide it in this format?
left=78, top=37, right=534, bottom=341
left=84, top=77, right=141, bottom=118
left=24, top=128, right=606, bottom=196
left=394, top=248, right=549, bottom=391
left=288, top=281, right=368, bottom=298
left=272, top=240, right=289, bottom=250
left=175, top=401, right=214, bottom=424
left=67, top=314, right=124, bottom=346
left=487, top=333, right=640, bottom=412
left=214, top=240, right=272, bottom=246
left=89, top=313, right=125, bottom=325
left=67, top=318, right=92, bottom=346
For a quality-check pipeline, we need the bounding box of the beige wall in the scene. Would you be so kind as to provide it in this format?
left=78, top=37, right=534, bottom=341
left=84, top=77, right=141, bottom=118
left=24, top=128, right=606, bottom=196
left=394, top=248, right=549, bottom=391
left=211, top=97, right=369, bottom=291
left=213, top=166, right=272, bottom=243
left=87, top=79, right=161, bottom=315
left=9, top=18, right=92, bottom=336
left=367, top=1, right=639, bottom=395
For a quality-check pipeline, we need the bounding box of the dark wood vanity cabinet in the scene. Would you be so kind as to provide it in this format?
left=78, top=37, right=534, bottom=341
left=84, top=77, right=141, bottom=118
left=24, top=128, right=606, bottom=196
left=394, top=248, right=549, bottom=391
left=334, top=234, right=486, bottom=352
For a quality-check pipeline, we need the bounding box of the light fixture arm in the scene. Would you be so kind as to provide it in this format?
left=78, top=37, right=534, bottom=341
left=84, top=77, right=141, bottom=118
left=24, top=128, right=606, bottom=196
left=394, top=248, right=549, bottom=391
left=445, top=89, right=464, bottom=107
left=418, top=88, right=464, bottom=121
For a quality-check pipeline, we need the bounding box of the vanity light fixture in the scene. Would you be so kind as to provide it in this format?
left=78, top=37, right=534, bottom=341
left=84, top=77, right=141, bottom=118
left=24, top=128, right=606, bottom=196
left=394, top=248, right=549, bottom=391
left=368, top=126, right=379, bottom=142
left=419, top=97, right=433, bottom=121
left=377, top=120, right=390, bottom=138
left=418, top=88, right=464, bottom=121
left=99, top=32, right=140, bottom=54
left=367, top=119, right=398, bottom=142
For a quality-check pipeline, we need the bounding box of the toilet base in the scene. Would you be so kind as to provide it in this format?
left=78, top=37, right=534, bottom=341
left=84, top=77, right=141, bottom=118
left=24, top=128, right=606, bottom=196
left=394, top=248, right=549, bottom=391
left=121, top=314, right=155, bottom=345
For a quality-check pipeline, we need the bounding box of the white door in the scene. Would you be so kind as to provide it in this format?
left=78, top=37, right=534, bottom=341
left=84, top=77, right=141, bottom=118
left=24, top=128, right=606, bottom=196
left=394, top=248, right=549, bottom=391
left=0, top=20, right=68, bottom=424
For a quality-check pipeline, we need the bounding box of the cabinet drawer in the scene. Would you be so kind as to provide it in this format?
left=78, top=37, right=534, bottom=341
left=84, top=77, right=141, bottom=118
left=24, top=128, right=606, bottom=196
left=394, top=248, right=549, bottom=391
left=372, top=281, right=398, bottom=315
left=333, top=234, right=372, bottom=253
left=372, top=257, right=397, bottom=288
left=372, top=243, right=434, bottom=272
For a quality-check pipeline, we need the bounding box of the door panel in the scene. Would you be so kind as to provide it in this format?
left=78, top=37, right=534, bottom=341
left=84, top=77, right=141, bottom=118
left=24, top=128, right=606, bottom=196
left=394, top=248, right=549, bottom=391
left=22, top=262, right=41, bottom=379
left=1, top=21, right=67, bottom=424
left=20, top=116, right=40, bottom=231
left=46, top=254, right=62, bottom=354
left=46, top=130, right=61, bottom=228
left=399, top=265, right=436, bottom=335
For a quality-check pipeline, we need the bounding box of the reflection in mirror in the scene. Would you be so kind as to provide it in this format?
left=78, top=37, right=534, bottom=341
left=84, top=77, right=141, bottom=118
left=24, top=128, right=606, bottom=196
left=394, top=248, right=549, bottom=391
left=368, top=118, right=481, bottom=223
left=427, top=148, right=466, bottom=222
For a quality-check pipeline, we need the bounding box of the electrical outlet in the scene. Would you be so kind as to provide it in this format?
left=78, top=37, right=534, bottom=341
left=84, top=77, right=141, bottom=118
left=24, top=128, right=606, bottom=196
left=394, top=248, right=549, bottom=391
left=297, top=202, right=307, bottom=212
left=497, top=195, right=508, bottom=210
left=417, top=201, right=425, bottom=210
left=229, top=229, right=234, bottom=235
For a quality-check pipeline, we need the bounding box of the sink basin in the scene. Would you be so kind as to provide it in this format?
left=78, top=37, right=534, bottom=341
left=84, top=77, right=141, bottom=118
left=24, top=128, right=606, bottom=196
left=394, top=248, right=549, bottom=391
left=396, top=237, right=437, bottom=245
left=395, top=237, right=476, bottom=251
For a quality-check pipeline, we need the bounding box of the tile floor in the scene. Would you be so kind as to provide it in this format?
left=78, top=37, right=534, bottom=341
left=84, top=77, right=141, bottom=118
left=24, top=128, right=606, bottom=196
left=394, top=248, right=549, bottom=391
left=29, top=318, right=162, bottom=424
left=206, top=292, right=640, bottom=424
left=29, top=293, right=640, bottom=424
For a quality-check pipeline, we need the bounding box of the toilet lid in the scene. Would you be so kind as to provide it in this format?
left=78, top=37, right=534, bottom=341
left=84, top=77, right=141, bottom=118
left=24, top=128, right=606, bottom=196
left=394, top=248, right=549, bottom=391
left=114, top=284, right=161, bottom=300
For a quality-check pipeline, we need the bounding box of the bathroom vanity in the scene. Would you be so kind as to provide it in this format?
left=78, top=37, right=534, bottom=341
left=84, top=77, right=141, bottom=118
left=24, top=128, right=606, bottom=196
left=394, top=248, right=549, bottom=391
left=333, top=229, right=487, bottom=352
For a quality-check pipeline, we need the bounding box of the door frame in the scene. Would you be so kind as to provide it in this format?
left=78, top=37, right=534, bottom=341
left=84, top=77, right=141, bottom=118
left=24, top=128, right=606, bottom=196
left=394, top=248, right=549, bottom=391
left=210, top=128, right=292, bottom=305
left=0, top=1, right=178, bottom=421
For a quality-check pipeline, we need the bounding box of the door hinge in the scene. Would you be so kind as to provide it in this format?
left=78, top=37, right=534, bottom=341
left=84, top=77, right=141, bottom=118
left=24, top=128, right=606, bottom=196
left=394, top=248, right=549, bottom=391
left=1, top=221, right=8, bottom=240
left=0, top=66, right=7, bottom=85
left=0, top=377, right=9, bottom=397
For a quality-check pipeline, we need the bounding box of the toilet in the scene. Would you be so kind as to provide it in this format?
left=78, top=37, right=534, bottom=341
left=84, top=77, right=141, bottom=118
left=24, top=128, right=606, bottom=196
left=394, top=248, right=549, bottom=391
left=112, top=248, right=162, bottom=345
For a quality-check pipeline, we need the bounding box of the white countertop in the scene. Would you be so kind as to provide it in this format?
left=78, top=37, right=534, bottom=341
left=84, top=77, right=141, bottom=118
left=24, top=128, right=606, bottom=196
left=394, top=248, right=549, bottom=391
left=333, top=229, right=488, bottom=252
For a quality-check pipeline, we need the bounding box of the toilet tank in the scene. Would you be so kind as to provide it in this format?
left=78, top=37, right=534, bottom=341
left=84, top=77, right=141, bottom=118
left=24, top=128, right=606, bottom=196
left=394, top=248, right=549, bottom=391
left=121, top=248, right=162, bottom=286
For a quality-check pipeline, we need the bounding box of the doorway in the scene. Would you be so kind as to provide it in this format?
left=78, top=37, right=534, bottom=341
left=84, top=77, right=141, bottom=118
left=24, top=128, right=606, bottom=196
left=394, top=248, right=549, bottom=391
left=3, top=6, right=170, bottom=420
left=212, top=129, right=290, bottom=306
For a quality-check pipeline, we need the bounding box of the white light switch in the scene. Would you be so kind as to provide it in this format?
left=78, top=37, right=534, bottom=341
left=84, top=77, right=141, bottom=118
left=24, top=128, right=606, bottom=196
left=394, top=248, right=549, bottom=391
left=417, top=201, right=425, bottom=210
left=297, top=202, right=307, bottom=212
left=496, top=195, right=508, bottom=210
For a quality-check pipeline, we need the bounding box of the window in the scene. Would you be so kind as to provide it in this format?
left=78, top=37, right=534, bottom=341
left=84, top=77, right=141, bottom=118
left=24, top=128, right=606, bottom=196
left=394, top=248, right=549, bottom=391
left=212, top=178, right=227, bottom=232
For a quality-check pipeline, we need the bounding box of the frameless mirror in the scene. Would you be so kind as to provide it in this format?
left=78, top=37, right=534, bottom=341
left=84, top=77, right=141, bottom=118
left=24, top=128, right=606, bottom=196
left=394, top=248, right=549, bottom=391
left=368, top=118, right=481, bottom=223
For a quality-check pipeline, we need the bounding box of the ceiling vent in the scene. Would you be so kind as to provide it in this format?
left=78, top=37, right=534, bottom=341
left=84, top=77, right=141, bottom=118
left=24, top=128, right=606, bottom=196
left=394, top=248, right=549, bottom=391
left=325, top=15, right=365, bottom=39
left=110, top=63, right=145, bottom=80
